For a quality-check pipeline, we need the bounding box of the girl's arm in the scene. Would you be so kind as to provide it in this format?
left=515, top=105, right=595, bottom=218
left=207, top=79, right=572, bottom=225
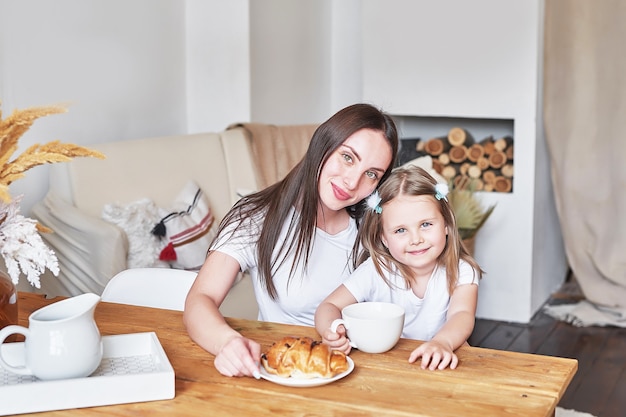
left=408, top=283, right=478, bottom=370
left=183, top=251, right=262, bottom=378
left=314, top=284, right=358, bottom=354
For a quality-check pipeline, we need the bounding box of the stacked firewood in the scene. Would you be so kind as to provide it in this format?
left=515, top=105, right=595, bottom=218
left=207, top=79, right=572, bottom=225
left=418, top=127, right=514, bottom=193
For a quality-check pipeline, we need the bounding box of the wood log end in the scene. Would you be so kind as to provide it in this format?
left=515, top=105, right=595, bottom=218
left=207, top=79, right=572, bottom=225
left=459, top=162, right=471, bottom=176
left=501, top=164, right=514, bottom=178
left=448, top=127, right=473, bottom=146
left=488, top=150, right=507, bottom=169
left=467, top=143, right=485, bottom=163
left=480, top=136, right=496, bottom=155
left=449, top=145, right=468, bottom=163
left=476, top=156, right=490, bottom=170
left=494, top=136, right=514, bottom=152
left=441, top=165, right=457, bottom=179
left=505, top=144, right=514, bottom=160
left=493, top=176, right=512, bottom=193
left=432, top=159, right=444, bottom=174
left=482, top=170, right=497, bottom=184
left=424, top=138, right=447, bottom=156
left=467, top=165, right=482, bottom=179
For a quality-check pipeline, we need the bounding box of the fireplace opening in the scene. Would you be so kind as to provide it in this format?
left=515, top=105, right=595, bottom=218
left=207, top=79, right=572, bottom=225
left=393, top=115, right=514, bottom=193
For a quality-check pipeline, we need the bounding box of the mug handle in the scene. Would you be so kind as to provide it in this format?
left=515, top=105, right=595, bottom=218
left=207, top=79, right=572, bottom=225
left=329, top=319, right=357, bottom=349
left=0, top=325, right=33, bottom=376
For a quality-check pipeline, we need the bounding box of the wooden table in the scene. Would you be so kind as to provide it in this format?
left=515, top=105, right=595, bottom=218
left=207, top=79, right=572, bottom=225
left=12, top=292, right=577, bottom=417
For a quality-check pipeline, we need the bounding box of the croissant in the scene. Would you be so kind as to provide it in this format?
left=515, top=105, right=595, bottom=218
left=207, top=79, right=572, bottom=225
left=261, top=336, right=349, bottom=379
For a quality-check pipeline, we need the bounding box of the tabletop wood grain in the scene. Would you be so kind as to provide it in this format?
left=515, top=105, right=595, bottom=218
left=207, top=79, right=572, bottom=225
left=12, top=292, right=577, bottom=417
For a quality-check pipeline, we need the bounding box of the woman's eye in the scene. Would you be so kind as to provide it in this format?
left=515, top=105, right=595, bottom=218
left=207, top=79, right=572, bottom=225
left=342, top=153, right=353, bottom=163
left=365, top=170, right=378, bottom=180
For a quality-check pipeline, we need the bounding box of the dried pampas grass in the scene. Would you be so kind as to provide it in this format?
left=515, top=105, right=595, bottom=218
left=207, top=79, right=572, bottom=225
left=0, top=103, right=105, bottom=203
left=0, top=102, right=106, bottom=287
left=448, top=175, right=496, bottom=241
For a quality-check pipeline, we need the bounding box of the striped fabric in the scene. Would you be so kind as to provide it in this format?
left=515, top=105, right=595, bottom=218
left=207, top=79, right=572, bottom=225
left=155, top=181, right=216, bottom=270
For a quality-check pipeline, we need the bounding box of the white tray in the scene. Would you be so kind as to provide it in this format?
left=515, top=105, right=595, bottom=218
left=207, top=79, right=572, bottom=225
left=0, top=332, right=175, bottom=416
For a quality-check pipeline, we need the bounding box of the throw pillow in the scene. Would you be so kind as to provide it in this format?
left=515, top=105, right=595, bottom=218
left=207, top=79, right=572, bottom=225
left=101, top=198, right=170, bottom=269
left=152, top=180, right=217, bottom=270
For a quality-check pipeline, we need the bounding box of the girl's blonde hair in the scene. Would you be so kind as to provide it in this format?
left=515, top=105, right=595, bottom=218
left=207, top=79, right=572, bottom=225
left=356, top=166, right=483, bottom=295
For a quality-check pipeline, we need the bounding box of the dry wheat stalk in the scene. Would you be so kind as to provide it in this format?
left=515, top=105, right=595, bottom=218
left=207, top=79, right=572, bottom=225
left=0, top=103, right=105, bottom=203
left=0, top=103, right=106, bottom=286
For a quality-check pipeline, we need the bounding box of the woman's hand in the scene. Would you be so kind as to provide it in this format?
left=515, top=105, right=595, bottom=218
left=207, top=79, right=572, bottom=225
left=321, top=324, right=352, bottom=355
left=213, top=335, right=262, bottom=378
left=185, top=252, right=262, bottom=377
left=408, top=340, right=458, bottom=370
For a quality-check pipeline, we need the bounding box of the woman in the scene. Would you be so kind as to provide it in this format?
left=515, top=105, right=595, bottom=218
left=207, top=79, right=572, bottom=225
left=183, top=103, right=399, bottom=378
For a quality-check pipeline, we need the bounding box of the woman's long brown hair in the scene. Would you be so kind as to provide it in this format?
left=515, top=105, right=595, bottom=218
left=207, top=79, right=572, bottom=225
left=215, top=103, right=399, bottom=299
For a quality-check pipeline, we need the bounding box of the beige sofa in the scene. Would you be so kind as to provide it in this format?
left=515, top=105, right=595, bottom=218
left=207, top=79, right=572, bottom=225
left=31, top=127, right=260, bottom=319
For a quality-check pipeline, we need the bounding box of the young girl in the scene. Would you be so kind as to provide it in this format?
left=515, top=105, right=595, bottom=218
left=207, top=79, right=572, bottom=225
left=184, top=103, right=399, bottom=378
left=315, top=166, right=482, bottom=371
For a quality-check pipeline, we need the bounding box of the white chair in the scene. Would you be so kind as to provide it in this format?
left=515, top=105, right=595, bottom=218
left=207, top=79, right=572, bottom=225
left=101, top=267, right=259, bottom=319
left=101, top=268, right=197, bottom=311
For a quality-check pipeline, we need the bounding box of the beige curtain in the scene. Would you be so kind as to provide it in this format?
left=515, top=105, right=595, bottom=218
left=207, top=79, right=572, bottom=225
left=544, top=0, right=626, bottom=309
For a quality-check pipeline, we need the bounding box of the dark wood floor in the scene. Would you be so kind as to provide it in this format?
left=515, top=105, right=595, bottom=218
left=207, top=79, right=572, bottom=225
left=468, top=277, right=625, bottom=417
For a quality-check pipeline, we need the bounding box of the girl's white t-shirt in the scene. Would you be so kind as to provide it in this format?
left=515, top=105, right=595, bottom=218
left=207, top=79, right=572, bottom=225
left=212, top=207, right=357, bottom=326
left=343, top=257, right=479, bottom=341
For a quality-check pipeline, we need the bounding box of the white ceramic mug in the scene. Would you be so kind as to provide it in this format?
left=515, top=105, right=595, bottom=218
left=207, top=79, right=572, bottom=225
left=0, top=293, right=103, bottom=380
left=330, top=302, right=405, bottom=353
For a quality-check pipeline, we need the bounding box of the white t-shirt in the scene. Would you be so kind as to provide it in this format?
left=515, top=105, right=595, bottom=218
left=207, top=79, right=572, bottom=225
left=212, top=207, right=357, bottom=326
left=343, top=257, right=479, bottom=341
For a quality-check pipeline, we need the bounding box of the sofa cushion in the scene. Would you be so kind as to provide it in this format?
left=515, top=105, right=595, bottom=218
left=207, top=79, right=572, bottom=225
left=154, top=180, right=216, bottom=270
left=67, top=132, right=246, bottom=221
left=101, top=180, right=217, bottom=271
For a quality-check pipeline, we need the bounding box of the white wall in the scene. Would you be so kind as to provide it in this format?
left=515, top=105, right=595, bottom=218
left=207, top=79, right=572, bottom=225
left=249, top=0, right=332, bottom=124
left=0, top=0, right=250, bottom=216
left=531, top=3, right=565, bottom=318
left=1, top=0, right=566, bottom=322
left=329, top=0, right=363, bottom=112
left=362, top=0, right=539, bottom=119
left=249, top=0, right=363, bottom=124
left=360, top=0, right=567, bottom=322
left=186, top=0, right=250, bottom=132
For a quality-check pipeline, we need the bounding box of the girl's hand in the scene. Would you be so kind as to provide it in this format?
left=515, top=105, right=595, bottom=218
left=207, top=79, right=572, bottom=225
left=322, top=324, right=352, bottom=355
left=408, top=340, right=458, bottom=370
left=213, top=335, right=262, bottom=378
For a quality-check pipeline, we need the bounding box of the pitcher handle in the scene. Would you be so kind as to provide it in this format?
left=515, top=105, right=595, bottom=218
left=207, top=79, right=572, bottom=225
left=0, top=325, right=33, bottom=376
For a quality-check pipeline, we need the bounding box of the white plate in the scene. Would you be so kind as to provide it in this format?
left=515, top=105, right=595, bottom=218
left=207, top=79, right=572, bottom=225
left=259, top=356, right=354, bottom=388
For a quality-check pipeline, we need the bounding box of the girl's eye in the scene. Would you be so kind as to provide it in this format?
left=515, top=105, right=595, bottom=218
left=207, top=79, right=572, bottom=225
left=421, top=222, right=432, bottom=228
left=394, top=228, right=406, bottom=234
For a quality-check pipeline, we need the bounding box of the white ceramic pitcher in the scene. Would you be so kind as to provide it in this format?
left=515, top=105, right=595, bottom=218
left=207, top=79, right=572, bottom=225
left=0, top=293, right=103, bottom=380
